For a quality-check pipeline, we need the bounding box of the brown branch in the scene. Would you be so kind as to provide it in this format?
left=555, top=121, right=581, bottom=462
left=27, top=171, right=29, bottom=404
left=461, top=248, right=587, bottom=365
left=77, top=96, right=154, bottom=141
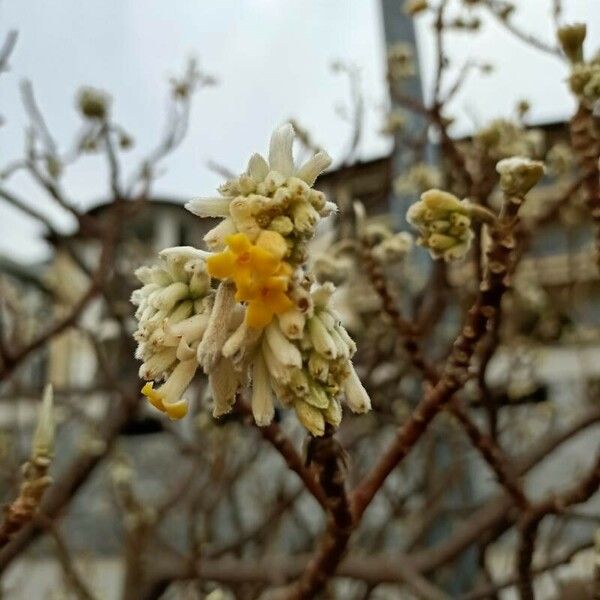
left=449, top=400, right=529, bottom=510
left=237, top=401, right=327, bottom=509
left=0, top=31, right=17, bottom=73
left=43, top=517, right=98, bottom=600
left=0, top=209, right=119, bottom=381
left=516, top=452, right=600, bottom=599
left=354, top=187, right=528, bottom=520
left=285, top=426, right=352, bottom=599
left=464, top=539, right=593, bottom=600
left=359, top=218, right=528, bottom=513
left=483, top=1, right=564, bottom=59
left=570, top=107, right=600, bottom=269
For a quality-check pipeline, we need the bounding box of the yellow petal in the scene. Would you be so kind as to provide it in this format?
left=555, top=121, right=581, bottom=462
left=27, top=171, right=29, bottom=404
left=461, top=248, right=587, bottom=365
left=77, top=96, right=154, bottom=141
left=265, top=276, right=289, bottom=293
left=267, top=290, right=294, bottom=315
left=141, top=382, right=165, bottom=412
left=234, top=273, right=259, bottom=301
left=248, top=246, right=280, bottom=276
left=164, top=399, right=189, bottom=420
left=245, top=301, right=274, bottom=329
left=276, top=262, right=293, bottom=278
left=225, top=232, right=252, bottom=254
left=207, top=251, right=236, bottom=279
left=256, top=230, right=287, bottom=260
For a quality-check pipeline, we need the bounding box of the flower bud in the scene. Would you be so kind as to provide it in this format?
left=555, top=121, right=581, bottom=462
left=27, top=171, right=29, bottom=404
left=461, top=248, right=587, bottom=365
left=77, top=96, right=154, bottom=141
left=344, top=363, right=371, bottom=413
left=557, top=23, right=587, bottom=63
left=32, top=384, right=55, bottom=461
left=76, top=86, right=111, bottom=120
left=496, top=157, right=545, bottom=196
left=294, top=400, right=325, bottom=437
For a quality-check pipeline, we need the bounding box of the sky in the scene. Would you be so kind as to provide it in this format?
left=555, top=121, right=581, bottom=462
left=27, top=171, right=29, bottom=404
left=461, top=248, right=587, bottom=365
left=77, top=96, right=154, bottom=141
left=0, top=0, right=597, bottom=264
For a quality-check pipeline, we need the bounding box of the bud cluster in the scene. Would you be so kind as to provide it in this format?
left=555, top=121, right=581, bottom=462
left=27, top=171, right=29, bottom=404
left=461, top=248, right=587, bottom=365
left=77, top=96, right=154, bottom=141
left=407, top=189, right=475, bottom=261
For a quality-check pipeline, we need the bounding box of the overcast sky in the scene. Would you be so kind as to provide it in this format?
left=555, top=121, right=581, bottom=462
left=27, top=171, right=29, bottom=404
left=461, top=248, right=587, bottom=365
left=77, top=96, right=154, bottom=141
left=0, top=0, right=597, bottom=264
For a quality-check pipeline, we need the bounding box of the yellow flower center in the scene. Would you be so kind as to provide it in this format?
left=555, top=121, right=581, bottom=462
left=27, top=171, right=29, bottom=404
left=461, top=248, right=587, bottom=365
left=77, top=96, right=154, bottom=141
left=206, top=231, right=294, bottom=329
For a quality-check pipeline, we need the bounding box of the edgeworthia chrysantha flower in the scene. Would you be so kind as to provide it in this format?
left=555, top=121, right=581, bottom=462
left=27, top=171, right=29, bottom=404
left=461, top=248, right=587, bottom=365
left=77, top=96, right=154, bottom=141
left=132, top=123, right=371, bottom=435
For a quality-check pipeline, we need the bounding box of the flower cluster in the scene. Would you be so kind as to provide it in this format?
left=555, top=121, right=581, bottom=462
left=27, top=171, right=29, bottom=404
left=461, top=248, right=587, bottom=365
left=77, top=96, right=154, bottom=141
left=132, top=124, right=371, bottom=435
left=76, top=86, right=111, bottom=121
left=407, top=189, right=475, bottom=261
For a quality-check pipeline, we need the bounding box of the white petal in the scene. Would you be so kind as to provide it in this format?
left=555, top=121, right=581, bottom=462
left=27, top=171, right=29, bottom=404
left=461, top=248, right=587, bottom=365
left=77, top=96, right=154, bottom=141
left=264, top=322, right=302, bottom=368
left=319, top=201, right=338, bottom=217
left=165, top=313, right=210, bottom=345
left=296, top=151, right=332, bottom=185
left=139, top=347, right=177, bottom=380
left=204, top=218, right=237, bottom=251
left=185, top=197, right=232, bottom=218
left=261, top=340, right=292, bottom=384
left=159, top=358, right=198, bottom=409
left=308, top=316, right=338, bottom=359
left=277, top=309, right=306, bottom=340
left=247, top=153, right=269, bottom=181
left=344, top=362, right=371, bottom=413
left=159, top=246, right=211, bottom=262
left=251, top=352, right=274, bottom=426
left=176, top=338, right=196, bottom=361
left=222, top=322, right=262, bottom=366
left=196, top=282, right=237, bottom=372
left=153, top=282, right=189, bottom=311
left=210, top=357, right=240, bottom=417
left=268, top=123, right=295, bottom=176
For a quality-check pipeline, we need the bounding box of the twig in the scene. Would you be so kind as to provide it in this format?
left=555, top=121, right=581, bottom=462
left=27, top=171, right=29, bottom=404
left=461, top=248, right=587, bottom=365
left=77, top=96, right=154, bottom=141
left=516, top=452, right=600, bottom=599
left=0, top=31, right=17, bottom=73
left=286, top=426, right=352, bottom=599
left=237, top=401, right=327, bottom=509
